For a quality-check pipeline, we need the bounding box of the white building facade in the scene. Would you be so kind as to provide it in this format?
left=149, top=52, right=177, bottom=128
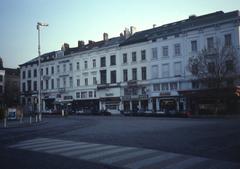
left=20, top=10, right=240, bottom=114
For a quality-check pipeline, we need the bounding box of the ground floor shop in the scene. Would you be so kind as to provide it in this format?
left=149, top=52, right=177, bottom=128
left=179, top=88, right=240, bottom=115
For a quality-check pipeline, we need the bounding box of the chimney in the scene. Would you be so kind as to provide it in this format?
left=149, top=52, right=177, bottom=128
left=189, top=14, right=197, bottom=19
left=124, top=28, right=131, bottom=39
left=103, top=33, right=108, bottom=41
left=0, top=57, right=3, bottom=69
left=61, top=43, right=69, bottom=51
left=153, top=24, right=156, bottom=28
left=78, top=40, right=85, bottom=48
left=130, top=26, right=136, bottom=35
left=88, top=40, right=95, bottom=45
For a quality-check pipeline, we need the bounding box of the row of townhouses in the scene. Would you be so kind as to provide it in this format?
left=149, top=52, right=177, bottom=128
left=20, top=10, right=240, bottom=114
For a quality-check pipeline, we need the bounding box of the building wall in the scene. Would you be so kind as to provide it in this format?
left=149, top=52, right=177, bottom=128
left=19, top=12, right=240, bottom=114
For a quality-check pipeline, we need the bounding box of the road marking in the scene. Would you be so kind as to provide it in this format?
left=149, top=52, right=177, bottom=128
left=124, top=153, right=179, bottom=169
left=9, top=138, right=240, bottom=169
left=61, top=144, right=117, bottom=157
left=100, top=149, right=155, bottom=164
left=80, top=146, right=135, bottom=160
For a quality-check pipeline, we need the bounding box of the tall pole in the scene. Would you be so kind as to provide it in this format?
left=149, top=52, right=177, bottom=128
left=37, top=22, right=48, bottom=121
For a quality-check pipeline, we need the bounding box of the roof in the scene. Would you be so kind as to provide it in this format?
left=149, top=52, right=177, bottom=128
left=65, top=36, right=125, bottom=55
left=120, top=10, right=240, bottom=46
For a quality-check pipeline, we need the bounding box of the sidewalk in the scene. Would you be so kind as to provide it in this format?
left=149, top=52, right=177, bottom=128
left=0, top=116, right=47, bottom=129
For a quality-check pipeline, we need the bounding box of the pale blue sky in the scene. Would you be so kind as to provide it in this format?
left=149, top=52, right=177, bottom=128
left=0, top=0, right=239, bottom=68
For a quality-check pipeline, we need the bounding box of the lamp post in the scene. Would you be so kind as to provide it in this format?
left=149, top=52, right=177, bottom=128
left=37, top=22, right=48, bottom=122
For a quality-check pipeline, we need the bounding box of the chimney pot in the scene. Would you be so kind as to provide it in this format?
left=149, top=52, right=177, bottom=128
left=78, top=40, right=85, bottom=48
left=103, top=33, right=108, bottom=41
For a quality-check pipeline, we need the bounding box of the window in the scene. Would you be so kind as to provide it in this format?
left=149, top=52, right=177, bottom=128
left=141, top=67, right=147, bottom=80
left=57, top=78, right=60, bottom=88
left=191, top=40, right=197, bottom=52
left=123, top=53, right=127, bottom=63
left=174, top=44, right=181, bottom=56
left=45, top=80, right=49, bottom=90
left=34, top=69, right=37, bottom=77
left=51, top=79, right=54, bottom=89
left=132, top=52, right=137, bottom=62
left=63, top=77, right=66, bottom=88
left=162, top=64, right=169, bottom=77
left=69, top=63, right=73, bottom=71
left=141, top=87, right=146, bottom=95
left=141, top=50, right=146, bottom=60
left=110, top=55, right=116, bottom=66
left=63, top=64, right=66, bottom=72
left=174, top=62, right=182, bottom=76
left=153, top=84, right=160, bottom=91
left=94, top=90, right=96, bottom=97
left=28, top=70, right=31, bottom=78
left=123, top=69, right=128, bottom=82
left=207, top=37, right=214, bottom=50
left=89, top=91, right=93, bottom=98
left=100, top=70, right=107, bottom=84
left=77, top=79, right=80, bottom=87
left=76, top=92, right=80, bottom=98
left=41, top=80, right=43, bottom=90
left=151, top=65, right=158, bottom=79
left=51, top=66, right=54, bottom=74
left=0, top=75, right=3, bottom=82
left=92, top=59, right=96, bottom=68
left=33, top=81, right=37, bottom=91
left=22, top=71, right=26, bottom=79
left=111, top=70, right=116, bottom=83
left=192, top=81, right=199, bottom=89
left=0, top=85, right=2, bottom=93
left=76, top=62, right=80, bottom=70
left=100, top=57, right=106, bottom=67
left=22, top=82, right=26, bottom=92
left=208, top=62, right=215, bottom=73
left=225, top=60, right=234, bottom=72
left=41, top=68, right=43, bottom=76
left=57, top=65, right=60, bottom=73
left=224, top=34, right=232, bottom=46
left=93, top=77, right=97, bottom=85
left=84, top=61, right=88, bottom=69
left=192, top=64, right=198, bottom=75
left=132, top=87, right=138, bottom=95
left=84, top=78, right=88, bottom=86
left=161, top=83, right=169, bottom=91
left=27, top=80, right=31, bottom=91
left=170, top=82, right=177, bottom=90
left=69, top=77, right=73, bottom=88
left=46, top=67, right=48, bottom=75
left=81, top=91, right=87, bottom=98
left=132, top=68, right=137, bottom=80
left=152, top=48, right=158, bottom=59
left=162, top=46, right=168, bottom=57
left=124, top=88, right=131, bottom=95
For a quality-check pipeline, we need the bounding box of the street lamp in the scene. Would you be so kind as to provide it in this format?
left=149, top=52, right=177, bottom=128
left=37, top=22, right=48, bottom=121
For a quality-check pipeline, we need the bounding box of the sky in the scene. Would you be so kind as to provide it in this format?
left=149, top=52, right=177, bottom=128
left=0, top=0, right=239, bottom=68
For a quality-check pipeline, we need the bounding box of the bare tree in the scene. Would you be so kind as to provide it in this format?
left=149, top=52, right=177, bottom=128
left=187, top=44, right=239, bottom=88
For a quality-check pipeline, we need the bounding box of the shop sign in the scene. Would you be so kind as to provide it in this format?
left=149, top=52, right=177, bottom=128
left=64, top=96, right=73, bottom=100
left=159, top=92, right=171, bottom=96
left=139, top=95, right=148, bottom=100
left=122, top=96, right=131, bottom=101
left=105, top=93, right=114, bottom=97
left=127, top=80, right=137, bottom=87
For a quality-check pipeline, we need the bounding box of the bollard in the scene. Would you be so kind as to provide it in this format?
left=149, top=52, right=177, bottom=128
left=4, top=118, right=7, bottom=128
left=62, top=110, right=64, bottom=117
left=29, top=116, right=32, bottom=124
left=20, top=116, right=23, bottom=124
left=35, top=115, right=38, bottom=123
left=39, top=113, right=42, bottom=122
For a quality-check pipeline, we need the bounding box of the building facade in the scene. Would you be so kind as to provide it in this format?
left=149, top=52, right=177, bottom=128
left=20, top=10, right=240, bottom=114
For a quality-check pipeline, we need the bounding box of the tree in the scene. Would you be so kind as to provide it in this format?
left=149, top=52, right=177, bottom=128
left=187, top=44, right=239, bottom=88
